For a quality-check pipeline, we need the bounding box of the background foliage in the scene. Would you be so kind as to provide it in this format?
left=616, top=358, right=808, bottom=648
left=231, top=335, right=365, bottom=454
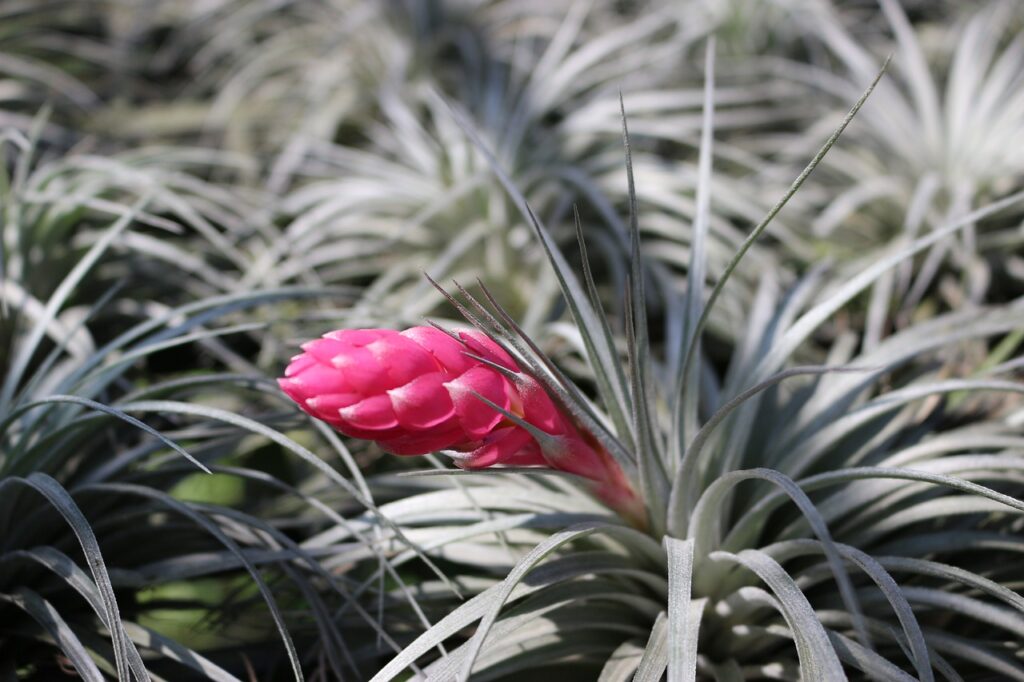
left=1, top=0, right=1022, bottom=680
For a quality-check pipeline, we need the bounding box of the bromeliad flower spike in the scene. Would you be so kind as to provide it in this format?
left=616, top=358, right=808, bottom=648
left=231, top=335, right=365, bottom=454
left=279, top=326, right=644, bottom=526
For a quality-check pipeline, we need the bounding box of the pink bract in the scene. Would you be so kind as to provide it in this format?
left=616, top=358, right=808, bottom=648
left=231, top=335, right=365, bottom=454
left=280, top=326, right=645, bottom=526
left=279, top=326, right=516, bottom=455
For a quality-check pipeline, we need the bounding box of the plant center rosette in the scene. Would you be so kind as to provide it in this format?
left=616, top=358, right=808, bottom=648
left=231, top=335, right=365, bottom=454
left=278, top=326, right=644, bottom=526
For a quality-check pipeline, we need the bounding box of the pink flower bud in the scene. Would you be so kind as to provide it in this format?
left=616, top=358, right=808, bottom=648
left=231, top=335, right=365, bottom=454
left=280, top=326, right=644, bottom=526
left=279, top=327, right=515, bottom=455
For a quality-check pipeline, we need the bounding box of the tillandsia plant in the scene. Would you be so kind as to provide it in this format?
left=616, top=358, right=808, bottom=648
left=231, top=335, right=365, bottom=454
left=260, top=0, right=726, bottom=332
left=778, top=0, right=1024, bottom=327
left=7, top=0, right=1024, bottom=680
left=275, top=42, right=1024, bottom=681
left=0, top=123, right=411, bottom=680
left=0, top=1, right=103, bottom=133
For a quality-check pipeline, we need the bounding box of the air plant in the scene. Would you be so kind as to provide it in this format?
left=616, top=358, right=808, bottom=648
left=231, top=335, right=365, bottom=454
left=278, top=43, right=1024, bottom=680
left=781, top=0, right=1024, bottom=332
left=0, top=121, right=399, bottom=680
left=242, top=1, right=719, bottom=327
left=5, top=1, right=1024, bottom=680
left=0, top=1, right=102, bottom=134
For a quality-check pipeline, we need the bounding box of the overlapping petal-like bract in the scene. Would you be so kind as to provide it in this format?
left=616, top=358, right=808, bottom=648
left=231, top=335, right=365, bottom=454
left=280, top=326, right=644, bottom=524
left=279, top=326, right=523, bottom=456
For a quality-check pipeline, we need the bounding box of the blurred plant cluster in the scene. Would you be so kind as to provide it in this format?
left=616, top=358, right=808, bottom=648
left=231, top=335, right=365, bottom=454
left=0, top=0, right=1022, bottom=680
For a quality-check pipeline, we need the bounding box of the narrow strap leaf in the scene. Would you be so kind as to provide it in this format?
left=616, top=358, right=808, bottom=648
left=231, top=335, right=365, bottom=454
left=677, top=57, right=891, bottom=419
left=673, top=37, right=717, bottom=467
left=665, top=537, right=703, bottom=682
left=632, top=611, right=669, bottom=682
left=0, top=589, right=105, bottom=682
left=710, top=549, right=846, bottom=681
